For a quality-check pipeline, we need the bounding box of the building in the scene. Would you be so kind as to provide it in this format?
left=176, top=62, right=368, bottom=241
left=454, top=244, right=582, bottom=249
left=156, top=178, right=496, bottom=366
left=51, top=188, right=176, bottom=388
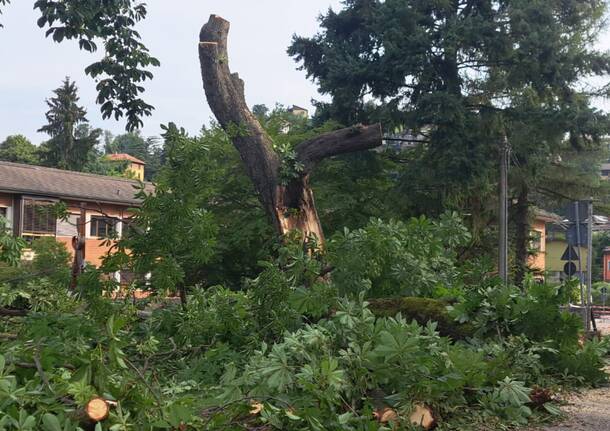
left=528, top=209, right=590, bottom=282
left=528, top=209, right=557, bottom=274
left=287, top=105, right=309, bottom=118
left=105, top=153, right=146, bottom=181
left=0, top=160, right=152, bottom=272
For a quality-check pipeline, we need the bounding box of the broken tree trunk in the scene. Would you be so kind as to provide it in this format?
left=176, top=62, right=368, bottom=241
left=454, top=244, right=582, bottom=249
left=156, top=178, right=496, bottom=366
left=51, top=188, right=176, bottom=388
left=198, top=15, right=382, bottom=244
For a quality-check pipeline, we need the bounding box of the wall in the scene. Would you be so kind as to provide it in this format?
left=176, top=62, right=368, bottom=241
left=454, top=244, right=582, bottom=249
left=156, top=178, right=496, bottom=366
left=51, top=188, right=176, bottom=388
left=603, top=252, right=610, bottom=282
left=56, top=201, right=132, bottom=267
left=1, top=191, right=134, bottom=268
left=528, top=219, right=547, bottom=273
left=127, top=162, right=145, bottom=181
left=546, top=240, right=588, bottom=272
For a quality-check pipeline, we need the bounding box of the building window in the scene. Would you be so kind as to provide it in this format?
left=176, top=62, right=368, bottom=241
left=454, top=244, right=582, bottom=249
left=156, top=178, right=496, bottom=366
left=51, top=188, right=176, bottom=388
left=22, top=199, right=56, bottom=235
left=0, top=207, right=6, bottom=219
left=90, top=216, right=117, bottom=238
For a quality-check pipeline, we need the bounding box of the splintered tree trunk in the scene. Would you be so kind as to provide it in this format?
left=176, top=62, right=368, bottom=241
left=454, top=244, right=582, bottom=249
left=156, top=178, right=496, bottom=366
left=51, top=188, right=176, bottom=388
left=198, top=15, right=382, bottom=244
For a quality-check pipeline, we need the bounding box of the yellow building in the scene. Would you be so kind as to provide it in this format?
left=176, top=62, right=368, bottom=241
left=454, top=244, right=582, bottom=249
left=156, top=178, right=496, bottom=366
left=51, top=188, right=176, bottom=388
left=105, top=153, right=146, bottom=181
left=545, top=230, right=588, bottom=279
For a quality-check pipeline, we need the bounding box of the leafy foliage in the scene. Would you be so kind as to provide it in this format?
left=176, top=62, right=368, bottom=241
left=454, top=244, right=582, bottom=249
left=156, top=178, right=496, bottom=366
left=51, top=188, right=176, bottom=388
left=0, top=216, right=25, bottom=267
left=0, top=135, right=40, bottom=165
left=1, top=212, right=608, bottom=430
left=328, top=213, right=471, bottom=298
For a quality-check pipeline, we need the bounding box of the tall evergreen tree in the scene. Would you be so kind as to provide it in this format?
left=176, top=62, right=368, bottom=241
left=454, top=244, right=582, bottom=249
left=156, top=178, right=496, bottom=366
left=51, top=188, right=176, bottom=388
left=289, top=0, right=610, bottom=281
left=38, top=78, right=100, bottom=171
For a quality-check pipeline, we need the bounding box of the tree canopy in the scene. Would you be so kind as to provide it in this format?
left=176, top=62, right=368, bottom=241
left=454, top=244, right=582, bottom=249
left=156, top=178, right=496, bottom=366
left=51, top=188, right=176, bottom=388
left=0, top=135, right=40, bottom=165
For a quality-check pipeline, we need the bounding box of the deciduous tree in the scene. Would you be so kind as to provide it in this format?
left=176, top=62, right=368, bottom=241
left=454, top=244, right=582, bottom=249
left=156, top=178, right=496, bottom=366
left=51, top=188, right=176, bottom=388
left=0, top=134, right=40, bottom=165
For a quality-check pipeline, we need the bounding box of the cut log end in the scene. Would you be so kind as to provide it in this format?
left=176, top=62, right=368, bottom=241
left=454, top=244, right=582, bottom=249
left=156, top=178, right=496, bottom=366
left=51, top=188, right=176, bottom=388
left=86, top=398, right=109, bottom=422
left=409, top=404, right=435, bottom=430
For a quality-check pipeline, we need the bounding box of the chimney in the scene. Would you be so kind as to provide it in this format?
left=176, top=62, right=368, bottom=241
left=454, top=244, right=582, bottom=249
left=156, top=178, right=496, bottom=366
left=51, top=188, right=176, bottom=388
left=105, top=153, right=146, bottom=181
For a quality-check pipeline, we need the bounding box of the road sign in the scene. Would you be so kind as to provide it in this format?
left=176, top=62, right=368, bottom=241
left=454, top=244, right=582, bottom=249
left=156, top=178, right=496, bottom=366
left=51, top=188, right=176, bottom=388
left=561, top=246, right=579, bottom=261
left=564, top=261, right=577, bottom=277
left=566, top=201, right=588, bottom=223
left=565, top=201, right=589, bottom=246
left=566, top=224, right=588, bottom=246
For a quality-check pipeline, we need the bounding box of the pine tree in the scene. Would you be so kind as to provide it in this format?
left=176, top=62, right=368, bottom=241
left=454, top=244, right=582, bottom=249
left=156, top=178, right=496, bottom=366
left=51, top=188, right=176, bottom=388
left=38, top=78, right=100, bottom=171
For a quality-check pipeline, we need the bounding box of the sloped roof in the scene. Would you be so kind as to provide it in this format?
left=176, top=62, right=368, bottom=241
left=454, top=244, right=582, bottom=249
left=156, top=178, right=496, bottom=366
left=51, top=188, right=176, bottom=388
left=533, top=208, right=564, bottom=224
left=0, top=161, right=153, bottom=206
left=106, top=153, right=146, bottom=165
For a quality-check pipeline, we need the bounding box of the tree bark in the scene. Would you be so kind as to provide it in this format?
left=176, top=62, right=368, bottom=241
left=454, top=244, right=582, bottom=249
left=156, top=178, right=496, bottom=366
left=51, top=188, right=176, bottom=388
left=198, top=15, right=382, bottom=243
left=514, top=184, right=529, bottom=286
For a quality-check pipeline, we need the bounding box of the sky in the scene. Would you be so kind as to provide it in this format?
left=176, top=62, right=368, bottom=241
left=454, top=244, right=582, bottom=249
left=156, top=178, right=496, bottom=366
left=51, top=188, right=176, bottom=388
left=0, top=1, right=342, bottom=144
left=2, top=1, right=610, bottom=145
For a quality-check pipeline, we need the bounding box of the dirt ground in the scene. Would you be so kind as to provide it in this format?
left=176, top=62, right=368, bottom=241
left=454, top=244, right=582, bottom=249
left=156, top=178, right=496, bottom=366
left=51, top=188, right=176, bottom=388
left=535, top=385, right=610, bottom=431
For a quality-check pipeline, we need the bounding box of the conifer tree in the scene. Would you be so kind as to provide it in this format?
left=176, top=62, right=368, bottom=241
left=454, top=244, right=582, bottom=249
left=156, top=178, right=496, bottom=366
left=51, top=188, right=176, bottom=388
left=38, top=78, right=100, bottom=171
left=289, top=0, right=610, bottom=281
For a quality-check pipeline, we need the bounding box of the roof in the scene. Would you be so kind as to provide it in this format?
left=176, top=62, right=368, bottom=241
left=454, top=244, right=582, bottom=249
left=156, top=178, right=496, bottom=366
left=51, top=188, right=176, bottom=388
left=533, top=208, right=564, bottom=224
left=106, top=153, right=146, bottom=165
left=0, top=161, right=153, bottom=206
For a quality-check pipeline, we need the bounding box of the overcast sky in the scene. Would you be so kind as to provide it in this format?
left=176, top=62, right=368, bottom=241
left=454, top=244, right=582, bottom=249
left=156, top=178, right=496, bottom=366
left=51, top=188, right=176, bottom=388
left=0, top=1, right=342, bottom=144
left=1, top=1, right=609, bottom=145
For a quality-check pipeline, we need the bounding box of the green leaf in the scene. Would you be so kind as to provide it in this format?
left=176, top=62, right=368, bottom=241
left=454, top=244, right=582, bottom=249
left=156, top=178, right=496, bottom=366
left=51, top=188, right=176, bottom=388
left=543, top=403, right=562, bottom=416
left=42, top=413, right=62, bottom=431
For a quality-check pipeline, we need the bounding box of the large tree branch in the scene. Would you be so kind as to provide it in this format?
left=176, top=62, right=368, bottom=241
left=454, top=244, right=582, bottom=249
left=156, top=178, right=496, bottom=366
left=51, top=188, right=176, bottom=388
left=296, top=124, right=383, bottom=172
left=0, top=308, right=28, bottom=317
left=199, top=15, right=280, bottom=211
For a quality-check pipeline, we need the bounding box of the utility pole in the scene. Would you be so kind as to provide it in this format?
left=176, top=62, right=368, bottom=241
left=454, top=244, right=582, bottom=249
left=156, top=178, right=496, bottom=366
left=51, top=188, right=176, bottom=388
left=499, top=134, right=509, bottom=284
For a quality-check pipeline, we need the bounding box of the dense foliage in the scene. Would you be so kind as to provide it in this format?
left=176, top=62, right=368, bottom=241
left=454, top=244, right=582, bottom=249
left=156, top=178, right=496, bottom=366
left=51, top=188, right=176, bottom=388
left=1, top=213, right=608, bottom=430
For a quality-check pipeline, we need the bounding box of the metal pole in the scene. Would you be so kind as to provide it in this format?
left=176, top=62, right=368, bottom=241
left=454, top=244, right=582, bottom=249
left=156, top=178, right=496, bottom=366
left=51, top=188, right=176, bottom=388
left=499, top=135, right=509, bottom=284
left=575, top=202, right=585, bottom=307
left=586, top=198, right=593, bottom=331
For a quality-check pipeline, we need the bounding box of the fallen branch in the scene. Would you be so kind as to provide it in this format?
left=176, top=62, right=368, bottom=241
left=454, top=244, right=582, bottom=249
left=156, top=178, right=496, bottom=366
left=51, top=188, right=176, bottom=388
left=124, top=357, right=162, bottom=406
left=0, top=307, right=28, bottom=317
